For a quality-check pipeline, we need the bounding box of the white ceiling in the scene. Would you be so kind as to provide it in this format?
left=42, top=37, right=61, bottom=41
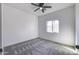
left=4, top=3, right=75, bottom=16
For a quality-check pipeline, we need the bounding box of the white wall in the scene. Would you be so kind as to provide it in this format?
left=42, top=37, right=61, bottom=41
left=2, top=4, right=38, bottom=47
left=0, top=3, right=2, bottom=48
left=75, top=4, right=79, bottom=45
left=38, top=6, right=75, bottom=46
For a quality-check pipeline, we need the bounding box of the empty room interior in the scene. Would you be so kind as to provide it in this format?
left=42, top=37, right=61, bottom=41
left=0, top=3, right=79, bottom=55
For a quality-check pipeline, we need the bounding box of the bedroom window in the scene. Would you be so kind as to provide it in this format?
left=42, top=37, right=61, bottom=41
left=47, top=21, right=53, bottom=32
left=46, top=20, right=59, bottom=33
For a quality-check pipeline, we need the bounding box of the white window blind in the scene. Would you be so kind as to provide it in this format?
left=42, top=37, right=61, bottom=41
left=46, top=21, right=53, bottom=32
left=46, top=20, right=59, bottom=33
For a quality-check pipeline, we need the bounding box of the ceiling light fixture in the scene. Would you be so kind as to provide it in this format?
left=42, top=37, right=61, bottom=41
left=31, top=3, right=52, bottom=13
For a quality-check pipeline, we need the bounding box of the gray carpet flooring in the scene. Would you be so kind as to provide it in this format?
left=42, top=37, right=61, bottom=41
left=4, top=38, right=78, bottom=55
left=0, top=52, right=2, bottom=55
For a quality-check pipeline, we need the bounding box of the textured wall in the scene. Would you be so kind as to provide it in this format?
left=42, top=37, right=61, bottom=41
left=38, top=6, right=75, bottom=46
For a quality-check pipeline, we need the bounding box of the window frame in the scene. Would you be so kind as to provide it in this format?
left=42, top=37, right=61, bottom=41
left=46, top=20, right=59, bottom=33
